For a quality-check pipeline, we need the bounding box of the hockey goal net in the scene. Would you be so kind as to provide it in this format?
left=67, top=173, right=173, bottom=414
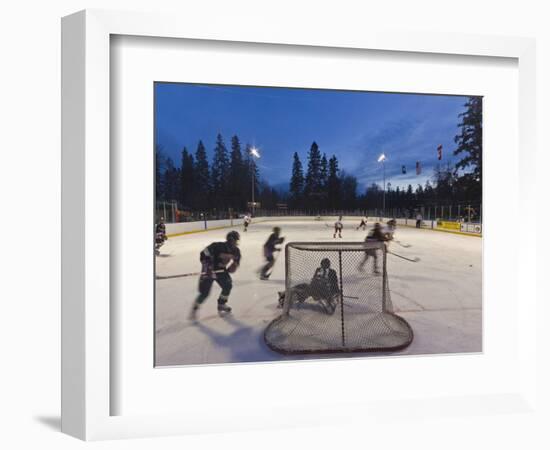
left=264, top=241, right=413, bottom=354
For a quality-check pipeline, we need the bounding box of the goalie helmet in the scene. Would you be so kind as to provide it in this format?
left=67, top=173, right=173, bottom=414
left=320, top=258, right=331, bottom=269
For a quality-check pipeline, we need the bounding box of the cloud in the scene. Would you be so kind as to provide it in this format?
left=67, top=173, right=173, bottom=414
left=339, top=105, right=462, bottom=191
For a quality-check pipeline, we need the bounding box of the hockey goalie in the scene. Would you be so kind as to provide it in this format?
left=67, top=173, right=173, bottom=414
left=278, top=258, right=340, bottom=315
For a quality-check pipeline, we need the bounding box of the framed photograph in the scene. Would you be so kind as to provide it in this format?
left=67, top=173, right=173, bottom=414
left=62, top=9, right=537, bottom=441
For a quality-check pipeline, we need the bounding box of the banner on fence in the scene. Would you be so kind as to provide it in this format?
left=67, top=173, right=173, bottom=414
left=460, top=223, right=482, bottom=234
left=437, top=220, right=462, bottom=231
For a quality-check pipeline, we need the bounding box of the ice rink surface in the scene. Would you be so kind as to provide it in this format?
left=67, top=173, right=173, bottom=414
left=155, top=219, right=482, bottom=366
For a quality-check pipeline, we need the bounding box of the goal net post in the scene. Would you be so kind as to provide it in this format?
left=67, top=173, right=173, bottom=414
left=264, top=241, right=413, bottom=354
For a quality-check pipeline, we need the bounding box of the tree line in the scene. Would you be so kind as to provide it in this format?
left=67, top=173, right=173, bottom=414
left=156, top=96, right=482, bottom=215
left=288, top=97, right=481, bottom=212
left=288, top=142, right=359, bottom=210
left=156, top=134, right=283, bottom=212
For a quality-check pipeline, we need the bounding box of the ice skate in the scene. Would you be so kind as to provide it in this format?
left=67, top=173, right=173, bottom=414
left=277, top=291, right=285, bottom=308
left=217, top=303, right=232, bottom=315
left=188, top=304, right=199, bottom=321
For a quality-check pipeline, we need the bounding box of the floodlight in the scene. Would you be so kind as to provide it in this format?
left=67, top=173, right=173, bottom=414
left=250, top=147, right=261, bottom=158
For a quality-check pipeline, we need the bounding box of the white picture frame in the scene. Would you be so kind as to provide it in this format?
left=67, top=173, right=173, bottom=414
left=61, top=9, right=537, bottom=441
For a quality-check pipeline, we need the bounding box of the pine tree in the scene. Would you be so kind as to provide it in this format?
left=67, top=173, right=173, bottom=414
left=211, top=133, right=230, bottom=207
left=289, top=152, right=304, bottom=208
left=327, top=155, right=340, bottom=209
left=304, top=142, right=322, bottom=197
left=433, top=163, right=455, bottom=204
left=229, top=135, right=245, bottom=209
left=340, top=172, right=358, bottom=210
left=180, top=147, right=194, bottom=207
left=454, top=96, right=482, bottom=201
left=163, top=157, right=180, bottom=202
left=406, top=184, right=414, bottom=209
left=155, top=145, right=165, bottom=201
left=395, top=186, right=402, bottom=210
left=415, top=184, right=424, bottom=203
left=424, top=180, right=434, bottom=204
left=194, top=140, right=210, bottom=209
left=320, top=153, right=328, bottom=189
left=365, top=183, right=381, bottom=211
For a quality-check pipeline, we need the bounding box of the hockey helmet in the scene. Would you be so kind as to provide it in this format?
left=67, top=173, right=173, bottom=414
left=273, top=226, right=281, bottom=235
left=226, top=230, right=241, bottom=246
left=320, top=258, right=331, bottom=269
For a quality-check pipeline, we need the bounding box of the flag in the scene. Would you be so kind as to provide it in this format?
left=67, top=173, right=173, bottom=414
left=437, top=144, right=443, bottom=160
left=416, top=161, right=421, bottom=175
left=401, top=165, right=406, bottom=174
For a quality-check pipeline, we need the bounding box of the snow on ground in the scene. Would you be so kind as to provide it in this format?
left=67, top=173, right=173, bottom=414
left=155, top=219, right=482, bottom=366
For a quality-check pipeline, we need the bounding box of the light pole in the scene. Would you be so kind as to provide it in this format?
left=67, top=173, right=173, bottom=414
left=378, top=153, right=386, bottom=216
left=249, top=146, right=261, bottom=217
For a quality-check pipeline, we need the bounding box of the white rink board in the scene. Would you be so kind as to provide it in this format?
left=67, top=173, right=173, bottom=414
left=155, top=219, right=481, bottom=366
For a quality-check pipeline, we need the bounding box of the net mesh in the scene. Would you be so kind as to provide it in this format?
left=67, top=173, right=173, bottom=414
left=264, top=241, right=413, bottom=354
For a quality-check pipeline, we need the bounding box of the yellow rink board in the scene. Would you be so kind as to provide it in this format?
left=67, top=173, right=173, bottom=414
left=437, top=220, right=462, bottom=231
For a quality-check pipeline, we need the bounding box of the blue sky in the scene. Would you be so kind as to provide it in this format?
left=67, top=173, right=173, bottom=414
left=155, top=83, right=473, bottom=192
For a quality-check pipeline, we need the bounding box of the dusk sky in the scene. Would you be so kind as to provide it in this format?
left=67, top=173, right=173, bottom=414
left=155, top=83, right=474, bottom=192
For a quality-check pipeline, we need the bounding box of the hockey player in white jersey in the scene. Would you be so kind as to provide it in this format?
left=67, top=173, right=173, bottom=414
left=243, top=214, right=252, bottom=232
left=333, top=216, right=343, bottom=238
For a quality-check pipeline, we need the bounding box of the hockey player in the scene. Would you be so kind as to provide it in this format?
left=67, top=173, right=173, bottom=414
left=415, top=212, right=423, bottom=228
left=385, top=218, right=397, bottom=239
left=188, top=231, right=241, bottom=320
left=309, top=258, right=340, bottom=305
left=260, top=227, right=285, bottom=280
left=358, top=222, right=390, bottom=274
left=356, top=216, right=368, bottom=231
left=243, top=214, right=252, bottom=232
left=333, top=216, right=343, bottom=238
left=155, top=217, right=167, bottom=255
left=278, top=258, right=340, bottom=314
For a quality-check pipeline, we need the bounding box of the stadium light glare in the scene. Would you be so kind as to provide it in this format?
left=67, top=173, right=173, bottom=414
left=250, top=147, right=261, bottom=158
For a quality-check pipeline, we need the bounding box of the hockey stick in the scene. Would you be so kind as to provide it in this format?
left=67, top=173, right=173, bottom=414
left=387, top=251, right=420, bottom=263
left=156, top=269, right=225, bottom=280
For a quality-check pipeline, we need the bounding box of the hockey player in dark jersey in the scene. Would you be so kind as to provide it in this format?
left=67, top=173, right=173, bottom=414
left=259, top=227, right=285, bottom=280
left=309, top=258, right=340, bottom=306
left=155, top=217, right=167, bottom=255
left=358, top=222, right=390, bottom=274
left=356, top=216, right=368, bottom=231
left=188, top=231, right=241, bottom=320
